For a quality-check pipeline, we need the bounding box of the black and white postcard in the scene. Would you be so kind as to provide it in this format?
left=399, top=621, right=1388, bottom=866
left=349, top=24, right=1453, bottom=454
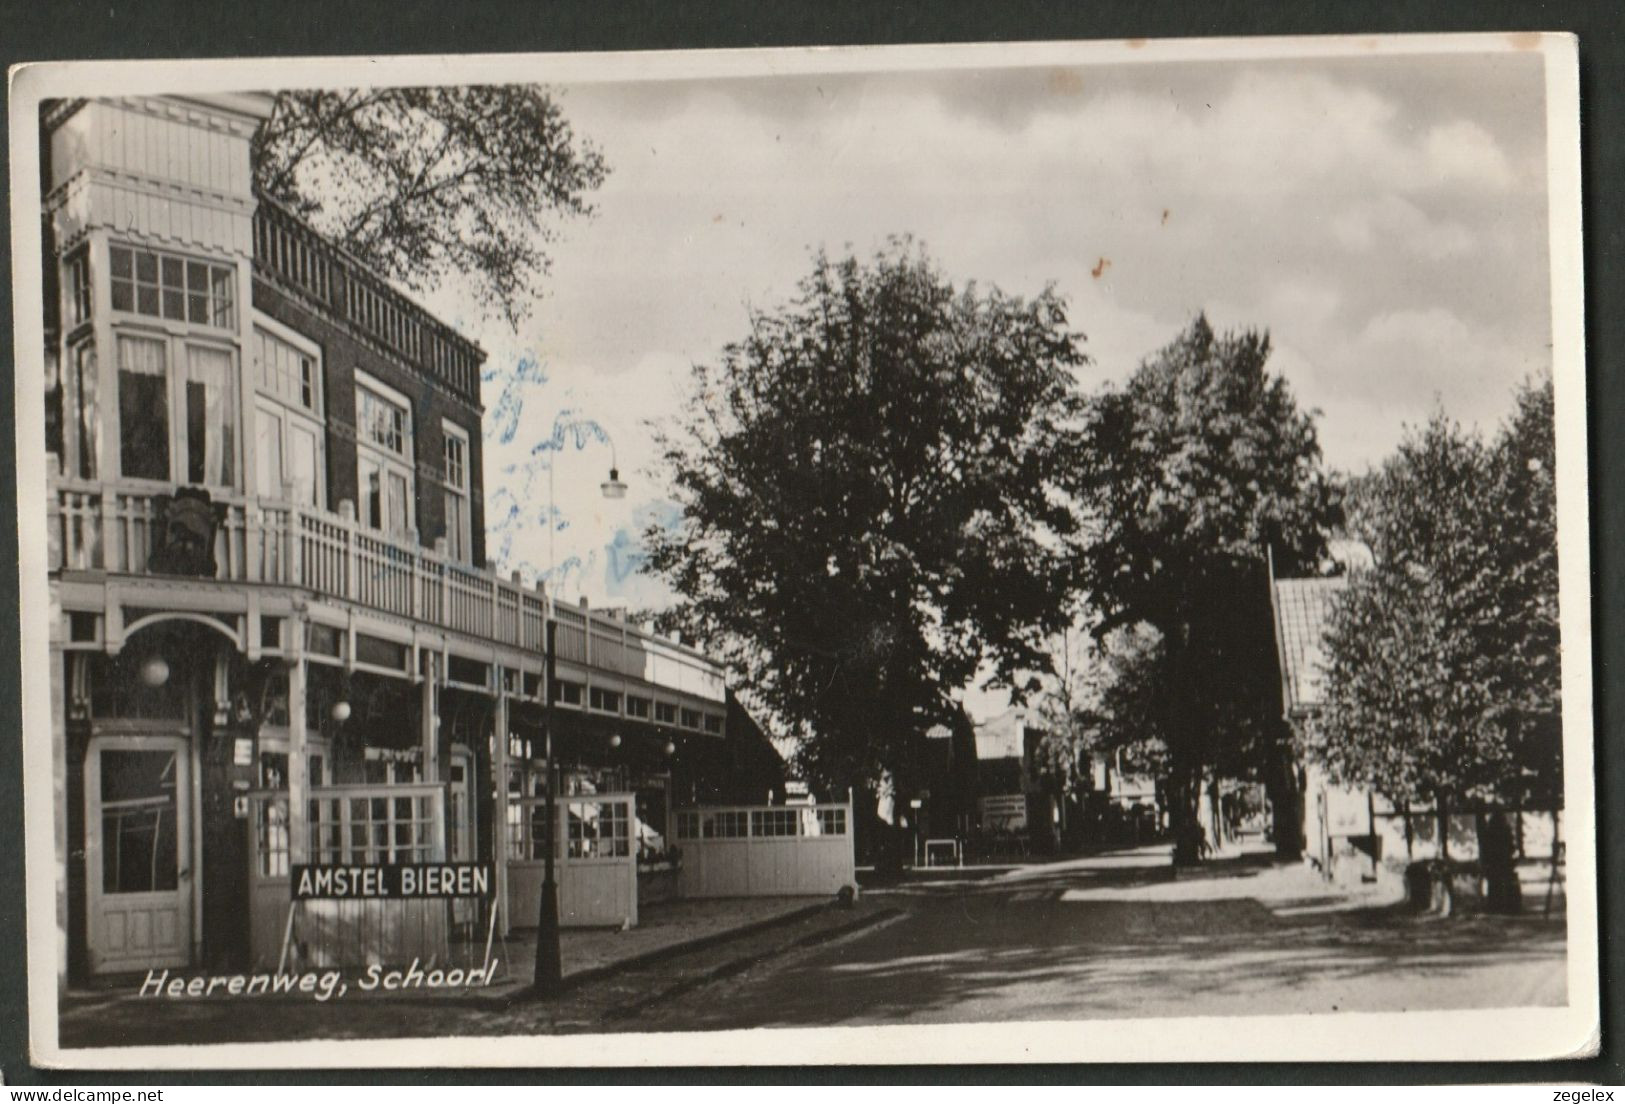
left=7, top=33, right=1597, bottom=1068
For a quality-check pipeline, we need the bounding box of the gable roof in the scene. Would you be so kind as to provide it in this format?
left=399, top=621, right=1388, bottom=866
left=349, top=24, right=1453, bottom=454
left=1271, top=576, right=1348, bottom=715
left=973, top=707, right=1026, bottom=761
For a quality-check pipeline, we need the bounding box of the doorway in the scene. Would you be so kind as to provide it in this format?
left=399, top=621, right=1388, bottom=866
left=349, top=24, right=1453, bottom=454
left=84, top=732, right=193, bottom=974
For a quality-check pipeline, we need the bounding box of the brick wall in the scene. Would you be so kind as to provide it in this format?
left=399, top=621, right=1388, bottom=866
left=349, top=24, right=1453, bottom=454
left=252, top=277, right=488, bottom=568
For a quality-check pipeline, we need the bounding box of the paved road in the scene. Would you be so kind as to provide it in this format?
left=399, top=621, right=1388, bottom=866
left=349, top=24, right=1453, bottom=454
left=631, top=847, right=1567, bottom=1030
left=57, top=846, right=1566, bottom=1047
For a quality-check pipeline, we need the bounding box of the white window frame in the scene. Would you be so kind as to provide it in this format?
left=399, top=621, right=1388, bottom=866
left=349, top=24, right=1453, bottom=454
left=251, top=315, right=326, bottom=507
left=354, top=370, right=415, bottom=537
left=441, top=418, right=472, bottom=563
left=111, top=324, right=243, bottom=492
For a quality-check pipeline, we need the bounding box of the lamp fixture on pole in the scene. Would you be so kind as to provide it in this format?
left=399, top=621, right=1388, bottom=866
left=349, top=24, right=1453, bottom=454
left=533, top=439, right=630, bottom=1000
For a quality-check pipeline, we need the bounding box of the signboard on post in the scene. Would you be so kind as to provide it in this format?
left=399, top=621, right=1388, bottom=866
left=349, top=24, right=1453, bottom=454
left=291, top=863, right=494, bottom=900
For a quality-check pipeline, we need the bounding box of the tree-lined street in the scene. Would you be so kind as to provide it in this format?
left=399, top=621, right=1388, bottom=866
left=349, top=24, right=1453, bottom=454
left=58, top=846, right=1564, bottom=1046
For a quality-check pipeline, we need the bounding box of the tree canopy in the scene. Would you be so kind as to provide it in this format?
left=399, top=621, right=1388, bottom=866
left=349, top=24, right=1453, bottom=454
left=1316, top=379, right=1560, bottom=814
left=254, top=85, right=609, bottom=329
left=1069, top=315, right=1341, bottom=861
left=645, top=241, right=1090, bottom=793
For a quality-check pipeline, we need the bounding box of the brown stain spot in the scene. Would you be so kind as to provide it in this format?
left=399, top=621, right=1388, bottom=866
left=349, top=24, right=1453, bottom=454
left=1047, top=68, right=1085, bottom=95
left=1125, top=38, right=1147, bottom=49
left=713, top=213, right=724, bottom=223
left=1161, top=208, right=1170, bottom=226
left=1091, top=257, right=1111, bottom=279
left=1507, top=31, right=1543, bottom=50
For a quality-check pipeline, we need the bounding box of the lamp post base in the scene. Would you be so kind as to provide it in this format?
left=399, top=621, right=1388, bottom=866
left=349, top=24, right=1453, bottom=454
left=533, top=878, right=564, bottom=996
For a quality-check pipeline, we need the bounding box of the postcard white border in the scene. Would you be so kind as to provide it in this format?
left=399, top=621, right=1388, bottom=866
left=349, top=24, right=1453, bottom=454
left=10, top=31, right=1597, bottom=1069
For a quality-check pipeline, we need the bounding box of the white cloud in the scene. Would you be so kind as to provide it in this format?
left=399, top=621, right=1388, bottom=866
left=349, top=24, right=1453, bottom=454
left=412, top=54, right=1547, bottom=630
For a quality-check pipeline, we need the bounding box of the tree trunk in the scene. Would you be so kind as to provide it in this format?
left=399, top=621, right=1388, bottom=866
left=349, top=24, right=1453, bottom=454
left=1170, top=763, right=1205, bottom=866
left=1475, top=808, right=1521, bottom=914
left=1437, top=793, right=1450, bottom=862
left=1265, top=752, right=1305, bottom=860
left=1165, top=627, right=1205, bottom=867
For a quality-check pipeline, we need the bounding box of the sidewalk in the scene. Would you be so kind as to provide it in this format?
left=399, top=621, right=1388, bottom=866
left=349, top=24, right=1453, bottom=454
left=57, top=895, right=885, bottom=1046
left=484, top=895, right=829, bottom=993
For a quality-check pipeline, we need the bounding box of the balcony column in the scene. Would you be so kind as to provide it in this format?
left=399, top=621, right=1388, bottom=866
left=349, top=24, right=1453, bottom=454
left=286, top=638, right=310, bottom=865
left=492, top=690, right=511, bottom=938
left=420, top=650, right=439, bottom=784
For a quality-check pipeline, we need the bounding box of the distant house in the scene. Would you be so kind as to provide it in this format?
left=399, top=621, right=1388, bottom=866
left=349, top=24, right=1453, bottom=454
left=972, top=708, right=1066, bottom=851
left=1269, top=574, right=1379, bottom=882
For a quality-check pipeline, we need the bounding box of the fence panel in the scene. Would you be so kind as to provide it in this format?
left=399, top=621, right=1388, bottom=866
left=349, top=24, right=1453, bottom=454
left=246, top=784, right=450, bottom=970
left=674, top=802, right=855, bottom=898
left=504, top=793, right=639, bottom=928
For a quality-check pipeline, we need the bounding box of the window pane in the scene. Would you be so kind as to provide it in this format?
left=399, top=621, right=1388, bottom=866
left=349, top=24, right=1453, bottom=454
left=256, top=406, right=283, bottom=499
left=187, top=261, right=208, bottom=293
left=99, top=749, right=179, bottom=894
left=288, top=422, right=319, bottom=506
left=136, top=285, right=159, bottom=316
left=110, top=246, right=131, bottom=279
left=211, top=267, right=235, bottom=328
left=117, top=336, right=169, bottom=480
left=110, top=280, right=132, bottom=312
left=387, top=471, right=409, bottom=533
left=162, top=256, right=184, bottom=288
left=135, top=250, right=157, bottom=283
left=184, top=346, right=236, bottom=487
left=73, top=344, right=99, bottom=480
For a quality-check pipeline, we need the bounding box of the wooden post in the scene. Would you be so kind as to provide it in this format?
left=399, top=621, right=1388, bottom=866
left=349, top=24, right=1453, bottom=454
left=492, top=691, right=511, bottom=938
left=339, top=499, right=357, bottom=601
left=287, top=651, right=309, bottom=864
left=421, top=651, right=439, bottom=784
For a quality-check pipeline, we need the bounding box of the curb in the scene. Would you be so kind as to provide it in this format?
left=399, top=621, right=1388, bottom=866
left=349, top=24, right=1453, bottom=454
left=601, top=906, right=903, bottom=1020
left=557, top=900, right=833, bottom=991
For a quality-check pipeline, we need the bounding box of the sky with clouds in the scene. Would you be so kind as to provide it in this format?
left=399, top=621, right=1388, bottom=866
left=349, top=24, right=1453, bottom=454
left=441, top=49, right=1553, bottom=685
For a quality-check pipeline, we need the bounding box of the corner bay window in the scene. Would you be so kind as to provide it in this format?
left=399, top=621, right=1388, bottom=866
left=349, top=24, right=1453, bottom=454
left=110, top=243, right=235, bottom=328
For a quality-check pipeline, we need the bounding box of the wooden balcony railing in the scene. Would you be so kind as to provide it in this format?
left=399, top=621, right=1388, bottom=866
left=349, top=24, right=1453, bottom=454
left=48, top=474, right=725, bottom=704
left=252, top=194, right=485, bottom=402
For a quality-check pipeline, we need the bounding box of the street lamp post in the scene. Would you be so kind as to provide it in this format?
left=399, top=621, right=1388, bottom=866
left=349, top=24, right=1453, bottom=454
left=534, top=617, right=564, bottom=994
left=532, top=422, right=625, bottom=998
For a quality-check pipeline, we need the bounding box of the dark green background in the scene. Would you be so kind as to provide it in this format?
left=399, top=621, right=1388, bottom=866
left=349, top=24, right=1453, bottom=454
left=2, top=0, right=1619, bottom=1085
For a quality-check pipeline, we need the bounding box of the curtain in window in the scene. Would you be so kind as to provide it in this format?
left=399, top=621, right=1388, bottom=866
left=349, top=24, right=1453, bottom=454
left=117, top=336, right=168, bottom=481
left=73, top=343, right=98, bottom=480
left=185, top=346, right=236, bottom=487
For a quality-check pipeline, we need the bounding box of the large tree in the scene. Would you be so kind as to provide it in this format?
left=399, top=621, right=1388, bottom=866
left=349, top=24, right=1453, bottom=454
left=1316, top=380, right=1559, bottom=904
left=646, top=240, right=1089, bottom=796
left=254, top=86, right=609, bottom=329
left=1070, top=315, right=1340, bottom=864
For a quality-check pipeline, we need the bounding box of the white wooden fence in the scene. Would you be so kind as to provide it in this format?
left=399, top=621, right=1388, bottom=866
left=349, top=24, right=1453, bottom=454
left=247, top=784, right=449, bottom=969
left=505, top=793, right=639, bottom=928
left=674, top=802, right=856, bottom=898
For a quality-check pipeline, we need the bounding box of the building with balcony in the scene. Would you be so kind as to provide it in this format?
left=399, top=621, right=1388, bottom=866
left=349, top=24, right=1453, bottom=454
left=39, top=93, right=739, bottom=983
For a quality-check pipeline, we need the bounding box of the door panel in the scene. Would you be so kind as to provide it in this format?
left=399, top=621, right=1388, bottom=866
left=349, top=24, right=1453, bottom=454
left=86, top=736, right=192, bottom=974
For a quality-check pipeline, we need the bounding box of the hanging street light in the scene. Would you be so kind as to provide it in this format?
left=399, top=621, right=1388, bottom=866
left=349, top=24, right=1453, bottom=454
left=534, top=439, right=630, bottom=1000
